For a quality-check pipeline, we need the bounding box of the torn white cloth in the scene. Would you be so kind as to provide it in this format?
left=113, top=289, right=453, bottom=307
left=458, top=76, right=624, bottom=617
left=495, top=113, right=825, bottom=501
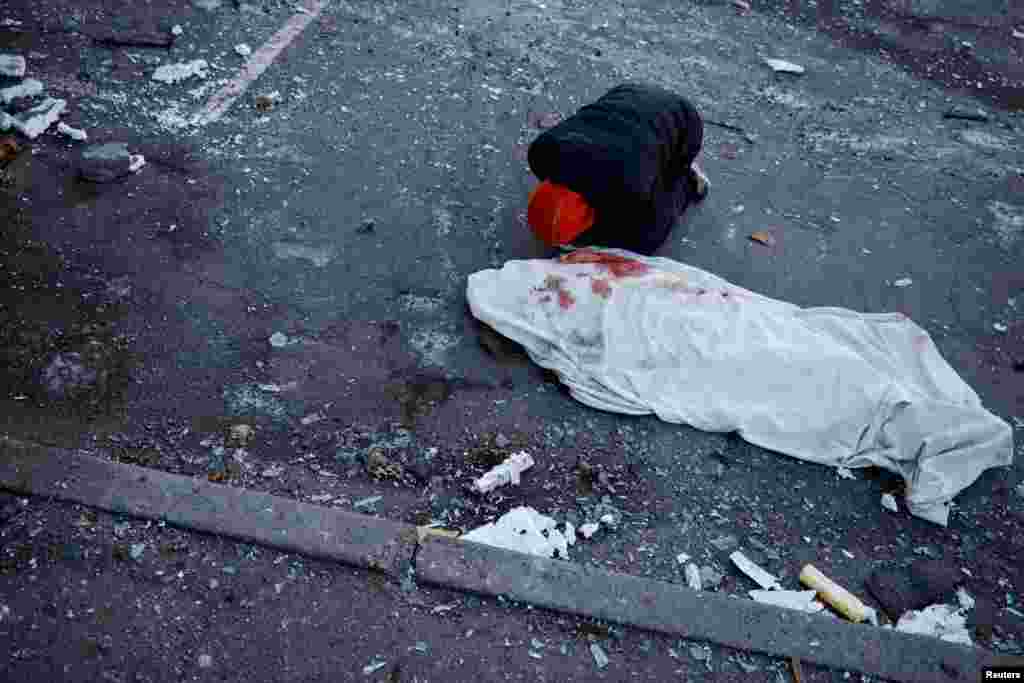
left=466, top=248, right=1013, bottom=526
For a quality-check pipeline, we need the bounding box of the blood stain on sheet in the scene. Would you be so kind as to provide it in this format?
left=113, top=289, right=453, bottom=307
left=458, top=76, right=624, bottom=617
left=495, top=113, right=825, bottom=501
left=591, top=278, right=612, bottom=299
left=558, top=289, right=575, bottom=309
left=559, top=249, right=650, bottom=278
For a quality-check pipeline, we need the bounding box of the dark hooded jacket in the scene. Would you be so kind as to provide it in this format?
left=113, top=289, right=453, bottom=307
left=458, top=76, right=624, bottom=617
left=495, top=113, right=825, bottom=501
left=527, top=82, right=704, bottom=255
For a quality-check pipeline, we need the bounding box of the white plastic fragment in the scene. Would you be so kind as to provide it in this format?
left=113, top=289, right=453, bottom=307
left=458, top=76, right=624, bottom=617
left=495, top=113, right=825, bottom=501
left=896, top=604, right=972, bottom=645
left=472, top=450, right=534, bottom=494
left=893, top=278, right=913, bottom=288
left=993, top=323, right=1008, bottom=333
left=152, top=59, right=209, bottom=84
left=749, top=589, right=825, bottom=614
left=676, top=552, right=691, bottom=565
left=235, top=43, right=252, bottom=57
left=353, top=495, right=382, bottom=510
left=0, top=78, right=43, bottom=104
left=836, top=466, right=856, bottom=480
left=956, top=587, right=975, bottom=611
left=0, top=53, right=26, bottom=78
left=171, top=24, right=184, bottom=36
left=730, top=551, right=782, bottom=590
left=57, top=122, right=87, bottom=141
left=461, top=506, right=572, bottom=559
left=764, top=58, right=805, bottom=74
left=129, top=154, right=146, bottom=173
left=10, top=97, right=66, bottom=139
left=578, top=522, right=600, bottom=539
left=881, top=493, right=899, bottom=513
left=685, top=563, right=703, bottom=591
left=362, top=659, right=387, bottom=675
left=590, top=643, right=609, bottom=669
left=269, top=332, right=290, bottom=347
left=1013, top=28, right=1024, bottom=39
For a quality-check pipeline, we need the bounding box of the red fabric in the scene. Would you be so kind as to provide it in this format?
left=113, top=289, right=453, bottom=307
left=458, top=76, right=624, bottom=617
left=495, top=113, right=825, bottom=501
left=527, top=180, right=596, bottom=246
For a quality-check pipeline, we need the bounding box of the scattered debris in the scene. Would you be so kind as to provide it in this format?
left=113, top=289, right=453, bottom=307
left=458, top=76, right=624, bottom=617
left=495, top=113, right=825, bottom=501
left=836, top=467, right=856, bottom=480
left=152, top=59, right=209, bottom=84
left=57, top=122, right=87, bottom=142
left=943, top=106, right=989, bottom=123
left=3, top=97, right=66, bottom=139
left=685, top=563, right=703, bottom=591
left=235, top=44, right=252, bottom=57
left=261, top=465, right=284, bottom=478
left=704, top=118, right=758, bottom=144
left=129, top=154, right=146, bottom=173
left=750, top=590, right=825, bottom=614
left=227, top=424, right=254, bottom=447
left=269, top=332, right=291, bottom=347
left=993, top=323, right=1008, bottom=333
left=730, top=551, right=782, bottom=590
left=700, top=566, right=724, bottom=590
left=1014, top=28, right=1024, bottom=40
left=462, top=506, right=574, bottom=559
left=676, top=552, right=691, bottom=565
left=129, top=543, right=146, bottom=561
left=896, top=603, right=972, bottom=645
left=0, top=54, right=26, bottom=78
left=473, top=450, right=534, bottom=494
left=171, top=25, right=184, bottom=36
left=79, top=142, right=136, bottom=182
left=764, top=58, right=805, bottom=75
left=578, top=522, right=600, bottom=539
left=590, top=643, right=609, bottom=669
left=893, top=278, right=913, bottom=288
left=362, top=659, right=387, bottom=675
left=528, top=111, right=563, bottom=129
left=881, top=493, right=899, bottom=513
left=353, top=495, right=383, bottom=510
left=710, top=534, right=738, bottom=552
left=357, top=219, right=375, bottom=234
left=800, top=564, right=870, bottom=623
left=732, top=0, right=751, bottom=12
left=956, top=587, right=975, bottom=611
left=749, top=230, right=776, bottom=247
left=366, top=449, right=403, bottom=481
left=0, top=78, right=43, bottom=104
left=255, top=92, right=280, bottom=113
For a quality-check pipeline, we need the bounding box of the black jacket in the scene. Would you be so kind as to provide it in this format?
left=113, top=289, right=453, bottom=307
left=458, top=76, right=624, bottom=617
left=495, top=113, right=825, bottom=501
left=527, top=83, right=704, bottom=255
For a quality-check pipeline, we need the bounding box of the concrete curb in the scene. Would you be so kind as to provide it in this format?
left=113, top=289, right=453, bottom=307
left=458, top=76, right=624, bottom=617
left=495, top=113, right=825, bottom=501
left=1, top=437, right=1009, bottom=682
left=0, top=437, right=416, bottom=577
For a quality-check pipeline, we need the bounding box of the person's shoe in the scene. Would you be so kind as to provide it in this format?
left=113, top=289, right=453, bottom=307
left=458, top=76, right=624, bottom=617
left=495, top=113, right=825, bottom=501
left=689, top=162, right=710, bottom=201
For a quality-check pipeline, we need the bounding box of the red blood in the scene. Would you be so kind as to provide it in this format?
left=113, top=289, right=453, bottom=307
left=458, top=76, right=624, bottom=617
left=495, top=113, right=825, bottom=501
left=559, top=249, right=649, bottom=278
left=591, top=278, right=612, bottom=298
left=558, top=289, right=575, bottom=309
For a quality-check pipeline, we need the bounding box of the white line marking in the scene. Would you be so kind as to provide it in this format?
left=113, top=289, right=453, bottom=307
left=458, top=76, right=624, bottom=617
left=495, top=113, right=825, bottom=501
left=192, top=0, right=328, bottom=127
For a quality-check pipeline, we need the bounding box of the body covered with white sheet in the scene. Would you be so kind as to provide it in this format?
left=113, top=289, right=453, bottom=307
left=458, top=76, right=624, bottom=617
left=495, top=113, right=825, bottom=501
left=467, top=249, right=1013, bottom=525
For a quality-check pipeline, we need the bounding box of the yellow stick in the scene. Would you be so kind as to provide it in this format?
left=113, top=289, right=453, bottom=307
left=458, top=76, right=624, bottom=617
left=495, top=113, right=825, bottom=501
left=799, top=564, right=869, bottom=623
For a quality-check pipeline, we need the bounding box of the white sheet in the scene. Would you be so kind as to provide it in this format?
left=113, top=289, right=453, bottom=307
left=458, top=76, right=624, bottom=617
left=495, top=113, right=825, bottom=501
left=466, top=248, right=1013, bottom=525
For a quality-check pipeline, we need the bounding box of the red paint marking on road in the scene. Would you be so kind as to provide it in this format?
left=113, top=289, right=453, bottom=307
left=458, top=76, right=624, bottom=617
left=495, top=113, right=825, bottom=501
left=192, top=0, right=327, bottom=127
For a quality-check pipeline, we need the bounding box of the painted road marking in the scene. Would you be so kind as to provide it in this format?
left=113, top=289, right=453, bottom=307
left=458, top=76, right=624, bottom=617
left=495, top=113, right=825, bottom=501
left=192, top=0, right=328, bottom=127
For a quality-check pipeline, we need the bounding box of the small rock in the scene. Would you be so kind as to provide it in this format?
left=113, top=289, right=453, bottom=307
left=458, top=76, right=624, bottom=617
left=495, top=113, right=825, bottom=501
left=235, top=44, right=252, bottom=57
left=57, top=122, right=87, bottom=141
left=197, top=654, right=213, bottom=669
left=764, top=58, right=804, bottom=74
left=129, top=543, right=146, bottom=561
left=0, top=53, right=26, bottom=78
left=893, top=278, right=913, bottom=288
left=227, top=424, right=254, bottom=447
left=171, top=25, right=184, bottom=36
left=269, top=332, right=290, bottom=347
left=590, top=643, right=608, bottom=669
left=152, top=59, right=209, bottom=84
left=881, top=493, right=899, bottom=512
left=710, top=534, right=738, bottom=552
left=700, top=566, right=723, bottom=590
